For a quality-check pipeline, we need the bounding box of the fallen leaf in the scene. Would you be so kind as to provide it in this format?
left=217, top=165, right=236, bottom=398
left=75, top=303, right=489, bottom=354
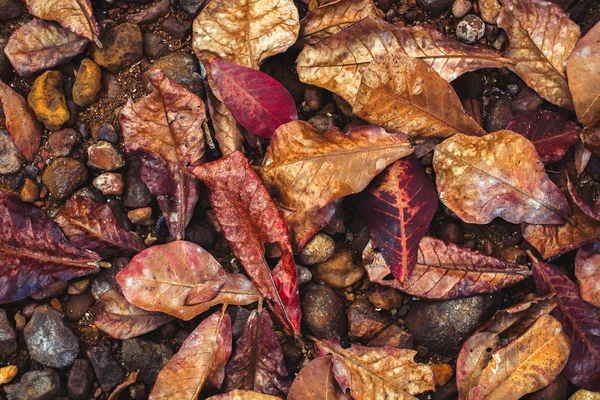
left=108, top=371, right=139, bottom=400
left=0, top=79, right=42, bottom=161
left=54, top=194, right=145, bottom=257
left=92, top=290, right=174, bottom=340
left=4, top=19, right=89, bottom=77
left=355, top=155, right=437, bottom=282
left=150, top=309, right=232, bottom=399
left=210, top=58, right=298, bottom=138
left=433, top=130, right=571, bottom=224
left=456, top=332, right=501, bottom=400
left=116, top=241, right=260, bottom=320
left=506, top=110, right=580, bottom=164
left=192, top=0, right=299, bottom=68
left=224, top=309, right=292, bottom=396
left=0, top=191, right=100, bottom=304
left=532, top=256, right=600, bottom=391
left=314, top=337, right=434, bottom=400
left=207, top=391, right=282, bottom=400
left=575, top=243, right=600, bottom=308
left=567, top=176, right=600, bottom=222
left=353, top=53, right=486, bottom=139
left=574, top=141, right=592, bottom=176
left=258, top=121, right=413, bottom=213
left=120, top=69, right=206, bottom=240
left=24, top=0, right=100, bottom=43
left=288, top=356, right=350, bottom=400
left=567, top=21, right=600, bottom=126
left=282, top=199, right=342, bottom=253
left=206, top=86, right=245, bottom=155
left=569, top=390, right=600, bottom=400
left=497, top=0, right=580, bottom=109
left=581, top=124, right=600, bottom=156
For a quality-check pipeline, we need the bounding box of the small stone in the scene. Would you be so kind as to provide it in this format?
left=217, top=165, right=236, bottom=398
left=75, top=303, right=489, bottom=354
left=130, top=383, right=146, bottom=400
left=123, top=161, right=153, bottom=208
left=368, top=286, right=404, bottom=310
left=512, top=87, right=543, bottom=115
left=28, top=70, right=70, bottom=131
left=67, top=359, right=94, bottom=400
left=24, top=305, right=79, bottom=368
left=14, top=313, right=25, bottom=331
left=30, top=280, right=68, bottom=301
left=121, top=338, right=173, bottom=385
left=0, top=37, right=13, bottom=81
left=308, top=115, right=335, bottom=132
left=42, top=157, right=88, bottom=199
left=438, top=220, right=463, bottom=244
left=180, top=0, right=206, bottom=15
left=0, top=309, right=17, bottom=357
left=0, top=0, right=21, bottom=20
left=0, top=365, right=18, bottom=385
left=3, top=369, right=64, bottom=400
left=65, top=292, right=94, bottom=321
left=417, top=0, right=454, bottom=15
left=91, top=272, right=118, bottom=300
left=87, top=141, right=125, bottom=171
left=303, top=86, right=325, bottom=112
left=0, top=131, right=22, bottom=175
left=91, top=23, right=144, bottom=72
left=143, top=32, right=167, bottom=59
left=297, top=265, right=313, bottom=284
left=93, top=173, right=124, bottom=195
left=311, top=247, right=364, bottom=289
left=161, top=18, right=193, bottom=38
left=97, top=123, right=119, bottom=143
left=348, top=299, right=391, bottom=340
left=143, top=52, right=203, bottom=94
left=492, top=30, right=508, bottom=51
left=72, top=59, right=102, bottom=107
left=367, top=324, right=414, bottom=348
left=501, top=246, right=527, bottom=265
left=431, top=364, right=454, bottom=387
left=485, top=95, right=514, bottom=132
left=452, top=0, right=472, bottom=18
left=530, top=374, right=568, bottom=400
left=478, top=0, right=501, bottom=24
left=48, top=128, right=80, bottom=157
left=299, top=233, right=336, bottom=265
left=301, top=284, right=347, bottom=338
left=19, top=177, right=39, bottom=203
left=103, top=71, right=121, bottom=98
left=68, top=278, right=91, bottom=295
left=456, top=14, right=485, bottom=44
left=128, top=207, right=154, bottom=226
left=85, top=346, right=126, bottom=392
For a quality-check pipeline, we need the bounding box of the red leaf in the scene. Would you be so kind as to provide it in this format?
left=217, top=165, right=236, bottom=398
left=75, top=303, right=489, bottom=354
left=0, top=191, right=100, bottom=304
left=209, top=58, right=298, bottom=138
left=575, top=243, right=600, bottom=308
left=355, top=155, right=438, bottom=283
left=281, top=199, right=342, bottom=253
left=189, top=151, right=301, bottom=337
left=532, top=256, right=600, bottom=391
left=506, top=110, right=580, bottom=164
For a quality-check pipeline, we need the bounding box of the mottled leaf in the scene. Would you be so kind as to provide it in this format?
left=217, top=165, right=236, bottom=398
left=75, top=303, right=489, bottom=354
left=120, top=69, right=206, bottom=240
left=117, top=241, right=260, bottom=320
left=0, top=191, right=99, bottom=304
left=288, top=356, right=350, bottom=400
left=497, top=0, right=580, bottom=109
left=282, top=199, right=342, bottom=253
left=575, top=243, right=600, bottom=308
left=207, top=391, right=281, bottom=400
left=433, top=130, right=571, bottom=224
left=25, top=0, right=100, bottom=43
left=456, top=332, right=501, bottom=400
left=206, top=86, right=245, bottom=156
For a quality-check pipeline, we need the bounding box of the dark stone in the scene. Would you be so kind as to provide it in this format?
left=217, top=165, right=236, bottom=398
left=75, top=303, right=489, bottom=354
left=41, top=158, right=88, bottom=199
left=67, top=359, right=95, bottom=400
left=529, top=374, right=568, bottom=400
left=143, top=32, right=168, bottom=59
left=0, top=309, right=17, bottom=357
left=348, top=299, right=391, bottom=340
left=97, top=123, right=119, bottom=144
left=48, top=128, right=80, bottom=157
left=143, top=52, right=203, bottom=94
left=180, top=0, right=206, bottom=15
left=368, top=324, right=414, bottom=348
left=3, top=369, right=64, bottom=400
left=0, top=0, right=21, bottom=20
left=0, top=131, right=22, bottom=175
left=123, top=160, right=153, bottom=208
left=185, top=222, right=216, bottom=249
left=416, top=0, right=454, bottom=15
left=161, top=18, right=193, bottom=39
left=65, top=292, right=94, bottom=321
left=87, top=141, right=125, bottom=171
left=512, top=88, right=544, bottom=115
left=90, top=271, right=118, bottom=300
left=86, top=346, right=126, bottom=392
left=121, top=338, right=173, bottom=385
left=91, top=23, right=144, bottom=72
left=438, top=220, right=463, bottom=244
left=301, top=284, right=347, bottom=338
left=484, top=95, right=514, bottom=132
left=0, top=37, right=13, bottom=81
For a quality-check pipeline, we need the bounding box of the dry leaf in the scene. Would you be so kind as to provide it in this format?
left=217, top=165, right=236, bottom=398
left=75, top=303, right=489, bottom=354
left=282, top=199, right=341, bottom=253
left=108, top=371, right=139, bottom=400
left=24, top=0, right=100, bottom=43
left=456, top=332, right=501, bottom=400
left=288, top=356, right=350, bottom=400
left=206, top=86, right=245, bottom=155
left=207, top=391, right=282, bottom=400
left=575, top=243, right=600, bottom=308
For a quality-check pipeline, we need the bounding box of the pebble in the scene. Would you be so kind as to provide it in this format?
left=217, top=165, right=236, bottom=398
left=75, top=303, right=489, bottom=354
left=143, top=52, right=204, bottom=94
left=68, top=278, right=91, bottom=295
left=67, top=359, right=94, bottom=400
left=301, top=284, right=347, bottom=338
left=299, top=233, right=335, bottom=265
left=0, top=309, right=17, bottom=357
left=91, top=23, right=144, bottom=72
left=91, top=273, right=118, bottom=300
left=65, top=292, right=94, bottom=321
left=28, top=70, right=70, bottom=131
left=478, top=0, right=501, bottom=24
left=86, top=346, right=126, bottom=392
left=452, top=0, right=472, bottom=18
left=128, top=207, right=154, bottom=226
left=0, top=0, right=21, bottom=20
left=431, top=364, right=454, bottom=387
left=0, top=365, right=18, bottom=384
left=492, top=30, right=508, bottom=51
left=130, top=383, right=146, bottom=400
left=0, top=37, right=12, bottom=81
left=348, top=299, right=391, bottom=340
left=41, top=157, right=88, bottom=199
left=438, top=220, right=463, bottom=244
left=456, top=14, right=485, bottom=44
left=303, top=86, right=325, bottom=112
left=512, top=87, right=543, bottom=115
left=3, top=369, right=64, bottom=400
left=311, top=247, right=364, bottom=289
left=143, top=32, right=168, bottom=59
left=368, top=324, right=414, bottom=348
left=368, top=286, right=404, bottom=310
left=485, top=95, right=514, bottom=132
left=87, top=141, right=125, bottom=171
left=417, top=0, right=454, bottom=15
left=180, top=0, right=206, bottom=15
left=308, top=115, right=335, bottom=132
left=48, top=128, right=80, bottom=157
left=161, top=18, right=193, bottom=39
left=93, top=172, right=124, bottom=195
left=297, top=265, right=313, bottom=284
left=501, top=246, right=527, bottom=265
left=19, top=177, right=39, bottom=203
left=14, top=313, right=25, bottom=331
left=72, top=59, right=102, bottom=107
left=103, top=71, right=121, bottom=98
left=97, top=123, right=119, bottom=143
left=0, top=130, right=22, bottom=175
left=121, top=338, right=173, bottom=385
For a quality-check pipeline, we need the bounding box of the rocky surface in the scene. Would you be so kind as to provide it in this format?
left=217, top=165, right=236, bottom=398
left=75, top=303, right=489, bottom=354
left=72, top=59, right=102, bottom=107
left=91, top=23, right=144, bottom=72
left=27, top=71, right=69, bottom=131
left=3, top=369, right=64, bottom=400
left=41, top=157, right=88, bottom=199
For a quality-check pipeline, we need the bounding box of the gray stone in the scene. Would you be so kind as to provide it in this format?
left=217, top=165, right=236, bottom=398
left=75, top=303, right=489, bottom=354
left=3, top=369, right=64, bottom=400
left=0, top=131, right=22, bottom=175
left=301, top=284, right=347, bottom=338
left=67, top=359, right=95, bottom=400
left=452, top=0, right=472, bottom=18
left=456, top=14, right=485, bottom=44
left=143, top=52, right=203, bottom=94
left=65, top=292, right=94, bottom=321
left=0, top=37, right=13, bottom=81
left=485, top=95, right=514, bottom=132
left=121, top=338, right=173, bottom=384
left=0, top=0, right=21, bottom=20
left=86, top=346, right=125, bottom=391
left=180, top=0, right=206, bottom=15
left=123, top=160, right=152, bottom=208
left=417, top=0, right=454, bottom=15
left=0, top=308, right=17, bottom=357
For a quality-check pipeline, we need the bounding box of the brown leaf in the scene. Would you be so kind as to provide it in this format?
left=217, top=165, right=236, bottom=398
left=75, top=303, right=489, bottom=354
left=4, top=19, right=89, bottom=77
left=258, top=121, right=413, bottom=212
left=497, top=0, right=580, bottom=109
left=120, top=69, right=206, bottom=240
left=92, top=290, right=174, bottom=340
left=150, top=309, right=232, bottom=399
left=314, top=337, right=434, bottom=400
left=575, top=243, right=600, bottom=308
left=456, top=332, right=501, bottom=400
left=288, top=356, right=350, bottom=400
left=24, top=0, right=100, bottom=43
left=0, top=79, right=42, bottom=162
left=116, top=241, right=260, bottom=320
left=282, top=199, right=342, bottom=253
left=206, top=86, right=245, bottom=156
left=433, top=130, right=571, bottom=224
left=353, top=53, right=486, bottom=139
left=192, top=0, right=299, bottom=69
left=207, top=391, right=282, bottom=400
left=108, top=371, right=139, bottom=400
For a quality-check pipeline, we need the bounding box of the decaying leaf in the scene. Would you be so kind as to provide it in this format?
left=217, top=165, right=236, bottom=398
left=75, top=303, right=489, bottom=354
left=206, top=86, right=245, bottom=155
left=575, top=243, right=600, bottom=308
left=192, top=0, right=299, bottom=68
left=150, top=309, right=232, bottom=399
left=4, top=19, right=89, bottom=77
left=568, top=172, right=600, bottom=222
left=24, top=0, right=100, bottom=43
left=54, top=194, right=145, bottom=257
left=282, top=199, right=342, bottom=253
left=314, top=337, right=434, bottom=400
left=207, top=391, right=282, bottom=400
left=456, top=332, right=501, bottom=400
left=353, top=53, right=486, bottom=139
left=258, top=121, right=413, bottom=213
left=288, top=356, right=350, bottom=400
left=355, top=155, right=438, bottom=283
left=0, top=191, right=100, bottom=304
left=108, top=371, right=139, bottom=400
left=190, top=151, right=301, bottom=336
left=497, top=0, right=580, bottom=109
left=117, top=241, right=260, bottom=320
left=0, top=79, right=42, bottom=162
left=433, top=130, right=571, bottom=224
left=120, top=69, right=206, bottom=240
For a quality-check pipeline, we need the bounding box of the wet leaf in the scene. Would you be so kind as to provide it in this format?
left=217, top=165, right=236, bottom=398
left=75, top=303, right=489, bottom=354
left=506, top=110, right=580, bottom=164
left=116, top=241, right=260, bottom=320
left=108, top=371, right=139, bottom=400
left=353, top=53, right=485, bottom=139
left=54, top=194, right=145, bottom=257
left=433, top=130, right=571, bottom=224
left=288, top=356, right=350, bottom=400
left=363, top=237, right=530, bottom=300
left=575, top=243, right=600, bottom=308
left=150, top=309, right=232, bottom=399
left=0, top=79, right=42, bottom=162
left=120, top=69, right=206, bottom=240
left=0, top=191, right=100, bottom=304
left=567, top=176, right=600, bottom=222
left=92, top=290, right=174, bottom=340
left=224, top=309, right=291, bottom=396
left=497, top=0, right=580, bottom=109
left=192, top=0, right=299, bottom=69
left=210, top=58, right=298, bottom=138
left=568, top=21, right=600, bottom=127
left=532, top=256, right=600, bottom=391
left=355, top=155, right=438, bottom=283
left=4, top=19, right=89, bottom=77
left=258, top=121, right=413, bottom=213
left=456, top=332, right=501, bottom=400
left=206, top=86, right=245, bottom=156
left=314, top=337, right=434, bottom=400
left=282, top=199, right=342, bottom=253
left=189, top=151, right=301, bottom=336
left=207, top=391, right=281, bottom=400
left=25, top=0, right=100, bottom=43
